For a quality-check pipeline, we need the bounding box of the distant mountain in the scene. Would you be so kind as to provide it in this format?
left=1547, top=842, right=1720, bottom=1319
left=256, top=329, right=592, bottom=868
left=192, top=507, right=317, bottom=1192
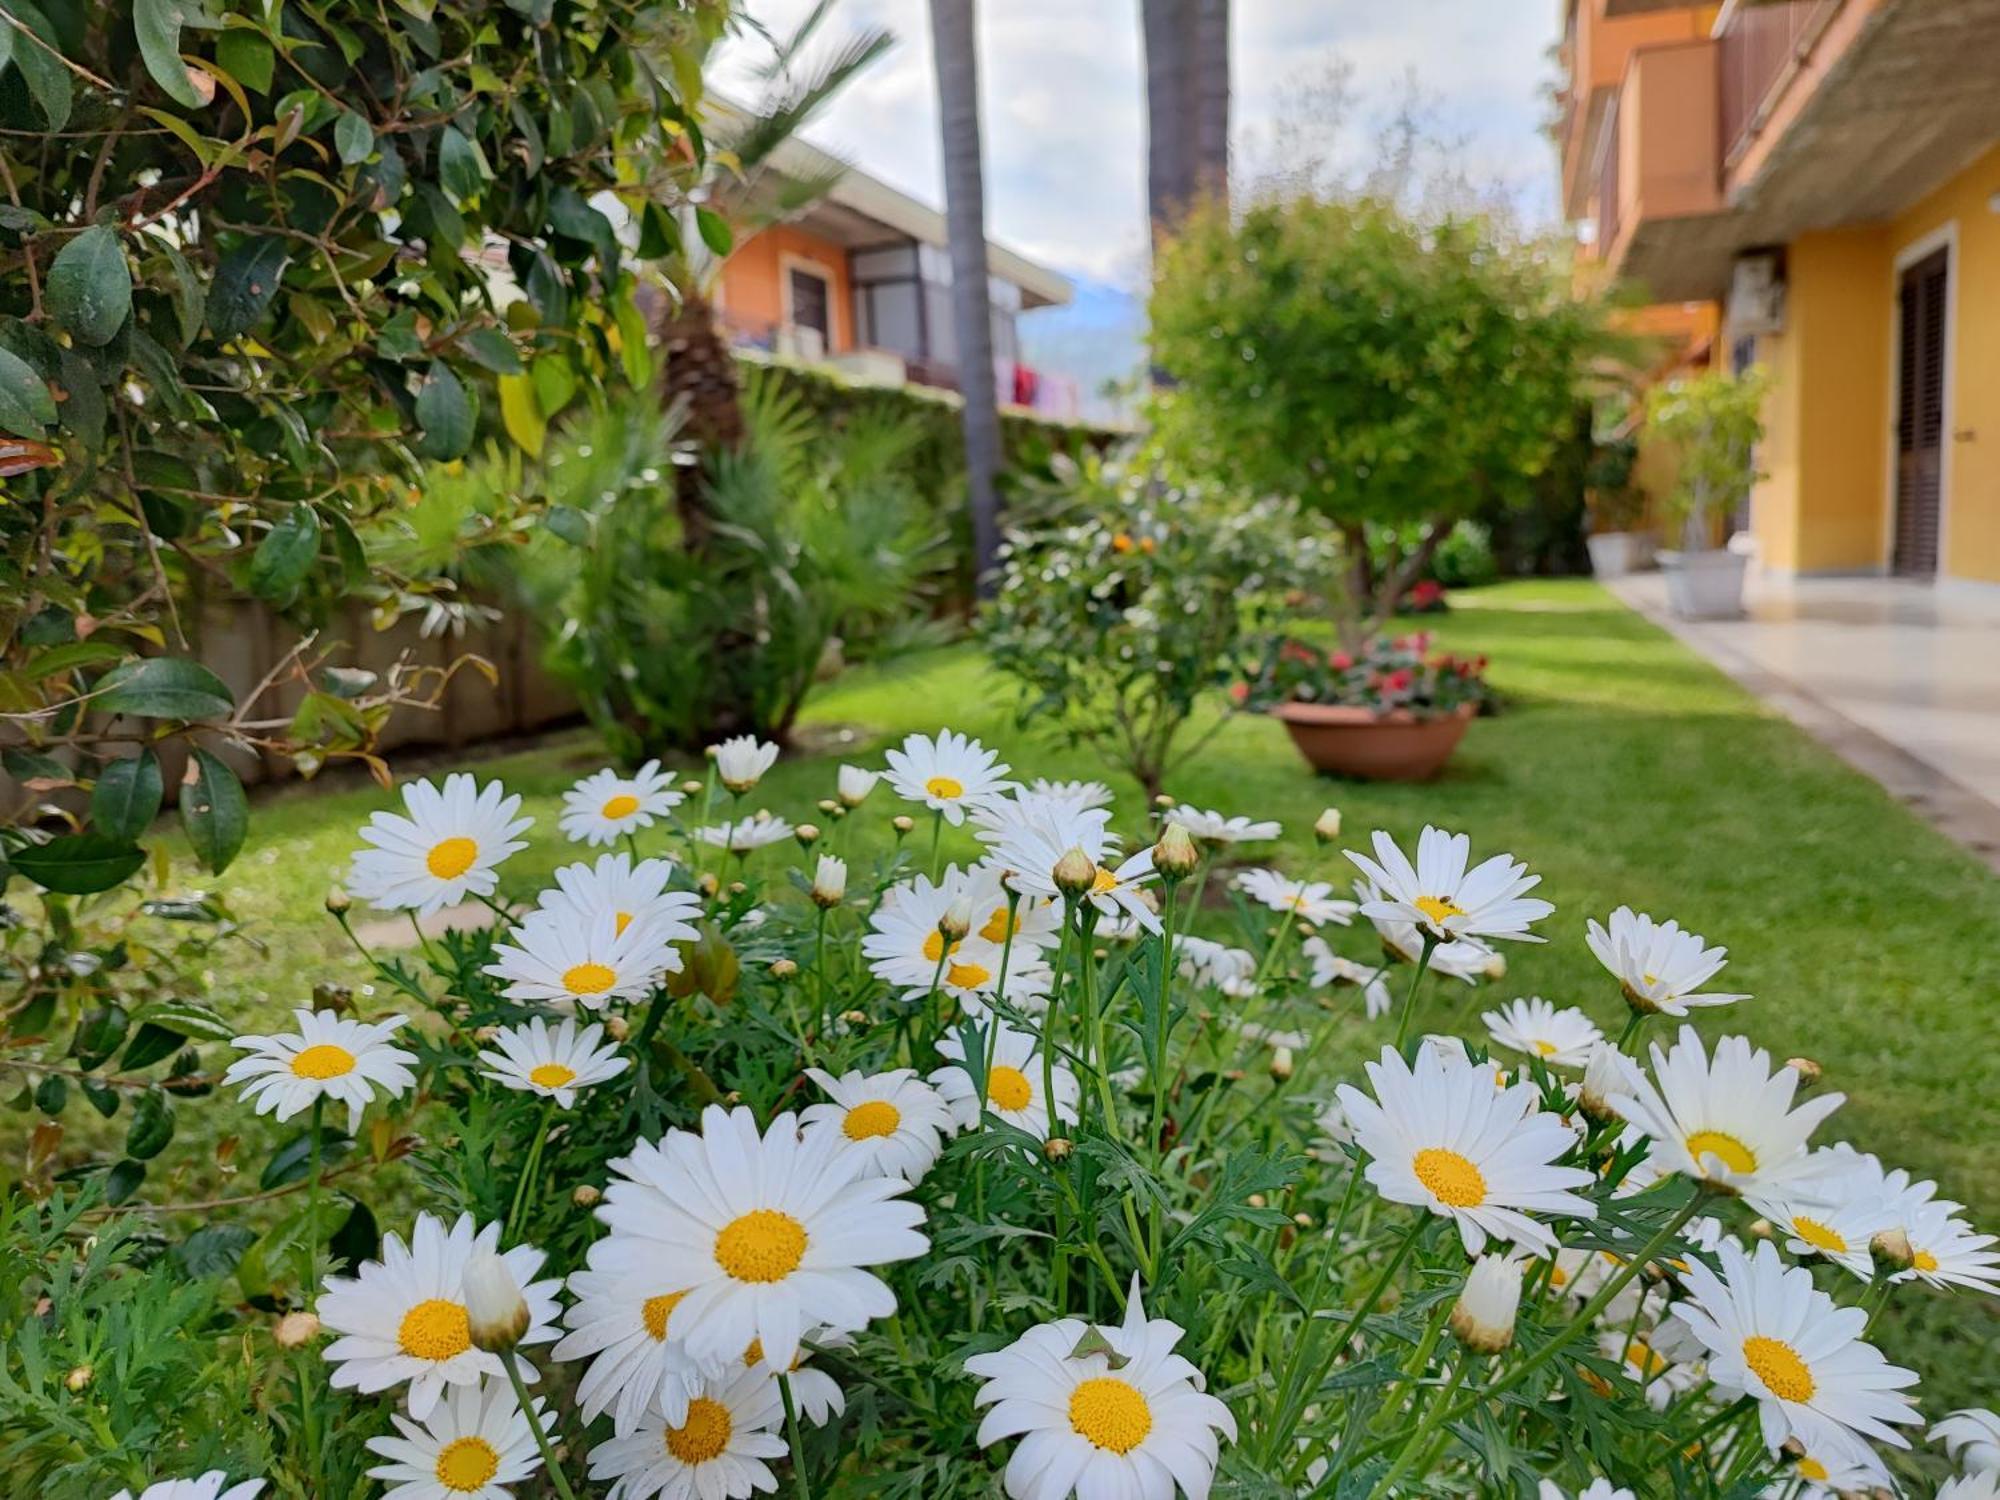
left=1018, top=276, right=1147, bottom=426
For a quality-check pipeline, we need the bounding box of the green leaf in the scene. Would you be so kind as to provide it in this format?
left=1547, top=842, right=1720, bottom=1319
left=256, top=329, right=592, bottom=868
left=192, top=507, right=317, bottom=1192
left=2, top=746, right=69, bottom=785
left=125, top=1088, right=174, bottom=1158
left=6, top=0, right=72, bottom=131
left=335, top=109, right=373, bottom=166
left=96, top=657, right=235, bottom=719
left=105, top=1158, right=146, bottom=1206
left=437, top=126, right=486, bottom=204
left=134, top=0, right=205, bottom=108
left=34, top=1073, right=66, bottom=1115
left=12, top=834, right=145, bottom=895
left=0, top=346, right=57, bottom=435
left=261, top=1126, right=351, bottom=1190
left=128, top=999, right=232, bottom=1042
left=46, top=226, right=132, bottom=347
left=460, top=326, right=522, bottom=374
left=247, top=503, right=321, bottom=605
left=214, top=28, right=273, bottom=93
left=92, top=750, right=164, bottom=840
left=497, top=372, right=543, bottom=457
left=544, top=504, right=588, bottom=545
left=176, top=1222, right=258, bottom=1277
left=696, top=206, right=733, bottom=257
left=72, top=1004, right=131, bottom=1069
left=180, top=747, right=247, bottom=873
left=415, top=359, right=473, bottom=460
left=120, top=1021, right=189, bottom=1072
left=207, top=237, right=291, bottom=339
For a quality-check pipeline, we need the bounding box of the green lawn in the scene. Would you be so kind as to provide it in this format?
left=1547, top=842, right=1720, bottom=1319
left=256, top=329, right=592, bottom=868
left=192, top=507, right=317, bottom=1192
left=198, top=577, right=2000, bottom=1410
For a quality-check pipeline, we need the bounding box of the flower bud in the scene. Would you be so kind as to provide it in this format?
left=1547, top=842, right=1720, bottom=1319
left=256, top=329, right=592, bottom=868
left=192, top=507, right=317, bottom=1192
left=892, top=815, right=915, bottom=836
left=1577, top=1043, right=1632, bottom=1125
left=697, top=872, right=720, bottom=898
left=727, top=880, right=747, bottom=896
left=1312, top=807, right=1343, bottom=845
left=312, top=981, right=352, bottom=1014
left=1449, top=1254, right=1522, bottom=1355
left=1152, top=793, right=1176, bottom=808
left=1869, top=1226, right=1915, bottom=1274
left=811, top=855, right=847, bottom=908
left=680, top=779, right=706, bottom=796
left=1784, top=1056, right=1822, bottom=1085
left=274, top=1311, right=321, bottom=1348
left=463, top=1250, right=530, bottom=1353
left=938, top=898, right=973, bottom=942
left=1749, top=1218, right=1773, bottom=1240
left=325, top=885, right=353, bottom=915
left=816, top=798, right=839, bottom=814
left=1291, top=1211, right=1314, bottom=1229
left=793, top=823, right=820, bottom=848
left=603, top=1014, right=630, bottom=1042
left=840, top=1009, right=869, bottom=1027
left=1481, top=953, right=1507, bottom=981
left=1042, top=1135, right=1073, bottom=1162
left=1152, top=822, right=1199, bottom=881
left=472, top=1025, right=501, bottom=1044
left=572, top=1184, right=601, bottom=1208
left=64, top=1364, right=93, bottom=1392
left=1246, top=1193, right=1267, bottom=1209
left=1052, top=847, right=1097, bottom=898
left=769, top=958, right=799, bottom=981
left=1269, top=1046, right=1295, bottom=1082
left=837, top=764, right=879, bottom=808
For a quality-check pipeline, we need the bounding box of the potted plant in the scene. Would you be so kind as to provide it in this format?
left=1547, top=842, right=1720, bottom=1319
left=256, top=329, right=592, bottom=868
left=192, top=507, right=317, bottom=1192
left=1644, top=367, right=1766, bottom=619
left=1150, top=194, right=1615, bottom=778
left=1583, top=433, right=1652, bottom=578
left=1239, top=632, right=1493, bottom=781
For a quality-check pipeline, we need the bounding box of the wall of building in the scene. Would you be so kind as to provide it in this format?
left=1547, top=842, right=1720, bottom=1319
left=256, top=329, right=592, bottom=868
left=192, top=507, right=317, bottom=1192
left=716, top=225, right=855, bottom=353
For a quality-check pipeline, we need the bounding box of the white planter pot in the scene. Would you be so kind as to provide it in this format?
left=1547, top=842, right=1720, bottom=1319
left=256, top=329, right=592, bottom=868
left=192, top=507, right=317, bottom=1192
left=1586, top=531, right=1655, bottom=578
left=1658, top=548, right=1747, bottom=620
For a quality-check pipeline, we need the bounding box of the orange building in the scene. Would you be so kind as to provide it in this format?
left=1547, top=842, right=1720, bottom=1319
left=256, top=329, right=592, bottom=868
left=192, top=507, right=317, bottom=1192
left=712, top=127, right=1076, bottom=414
left=1560, top=0, right=2000, bottom=589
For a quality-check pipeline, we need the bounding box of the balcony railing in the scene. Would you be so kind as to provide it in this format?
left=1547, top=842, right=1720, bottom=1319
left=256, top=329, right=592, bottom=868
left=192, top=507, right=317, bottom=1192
left=1718, top=0, right=1842, bottom=167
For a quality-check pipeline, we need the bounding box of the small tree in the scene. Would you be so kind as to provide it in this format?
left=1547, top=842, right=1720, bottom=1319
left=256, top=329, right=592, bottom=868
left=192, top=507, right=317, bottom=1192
left=1150, top=194, right=1608, bottom=646
left=1644, top=367, right=1767, bottom=550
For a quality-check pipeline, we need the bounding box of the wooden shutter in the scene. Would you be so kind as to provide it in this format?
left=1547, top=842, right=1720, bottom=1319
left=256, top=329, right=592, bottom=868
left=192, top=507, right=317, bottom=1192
left=1893, top=250, right=1947, bottom=577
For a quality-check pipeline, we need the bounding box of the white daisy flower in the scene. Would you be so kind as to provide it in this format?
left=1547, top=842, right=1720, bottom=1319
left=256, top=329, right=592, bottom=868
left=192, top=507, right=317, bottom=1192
left=694, top=814, right=795, bottom=852
left=477, top=1017, right=629, bottom=1108
left=1593, top=1328, right=1703, bottom=1411
left=1672, top=1238, right=1920, bottom=1453
left=1896, top=1197, right=2000, bottom=1295
left=836, top=763, right=880, bottom=807
left=801, top=1067, right=956, bottom=1183
left=1605, top=1027, right=1845, bottom=1207
left=1314, top=1099, right=1354, bottom=1148
left=862, top=868, right=1054, bottom=1010
left=712, top=736, right=778, bottom=793
left=1942, top=1476, right=2000, bottom=1500
left=1585, top=906, right=1748, bottom=1016
left=962, top=864, right=1065, bottom=954
left=1811, top=1143, right=1944, bottom=1233
left=111, top=1477, right=264, bottom=1500
left=317, top=1213, right=562, bottom=1421
left=584, top=1364, right=787, bottom=1500
left=966, top=1275, right=1237, bottom=1500
left=1773, top=1190, right=1890, bottom=1281
left=1933, top=1407, right=2000, bottom=1474
left=884, top=729, right=1013, bottom=824
left=348, top=774, right=533, bottom=917
left=1233, top=868, right=1356, bottom=926
left=552, top=1257, right=703, bottom=1435
left=1482, top=997, right=1603, bottom=1068
left=364, top=1374, right=547, bottom=1498
left=1334, top=1040, right=1596, bottom=1255
left=1347, top=826, right=1553, bottom=944
left=594, top=1104, right=928, bottom=1372
left=1352, top=878, right=1494, bottom=981
left=559, top=762, right=683, bottom=846
left=933, top=1021, right=1079, bottom=1143
left=224, top=1009, right=417, bottom=1133
left=485, top=908, right=682, bottom=1011
left=1537, top=1483, right=1633, bottom=1500
left=1771, top=1417, right=1897, bottom=1497
left=1173, top=806, right=1281, bottom=844
left=1301, top=937, right=1393, bottom=1017
left=534, top=853, right=697, bottom=940
left=1027, top=777, right=1114, bottom=811
left=979, top=799, right=1159, bottom=933
left=1175, top=934, right=1259, bottom=996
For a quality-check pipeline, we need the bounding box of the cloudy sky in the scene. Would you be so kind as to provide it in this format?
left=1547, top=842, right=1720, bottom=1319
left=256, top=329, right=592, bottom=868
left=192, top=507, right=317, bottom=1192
left=711, top=2, right=1564, bottom=291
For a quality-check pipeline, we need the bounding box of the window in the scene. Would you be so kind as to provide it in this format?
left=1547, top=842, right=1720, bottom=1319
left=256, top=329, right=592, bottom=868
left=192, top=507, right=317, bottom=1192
left=785, top=262, right=832, bottom=344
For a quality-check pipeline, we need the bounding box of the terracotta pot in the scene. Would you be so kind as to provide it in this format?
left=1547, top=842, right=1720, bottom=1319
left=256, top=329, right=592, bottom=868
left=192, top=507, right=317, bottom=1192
left=1271, top=702, right=1476, bottom=782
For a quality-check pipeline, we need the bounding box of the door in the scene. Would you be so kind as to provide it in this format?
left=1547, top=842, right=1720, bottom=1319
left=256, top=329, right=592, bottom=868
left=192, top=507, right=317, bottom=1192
left=786, top=264, right=831, bottom=358
left=1893, top=248, right=1947, bottom=577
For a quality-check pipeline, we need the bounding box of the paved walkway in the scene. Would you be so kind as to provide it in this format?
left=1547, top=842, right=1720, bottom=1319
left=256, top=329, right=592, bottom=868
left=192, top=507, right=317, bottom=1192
left=1608, top=572, right=2000, bottom=873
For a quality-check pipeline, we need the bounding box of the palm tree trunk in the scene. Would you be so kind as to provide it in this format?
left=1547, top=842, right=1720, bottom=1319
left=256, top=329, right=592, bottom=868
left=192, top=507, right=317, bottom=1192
left=1142, top=0, right=1190, bottom=242
left=929, top=0, right=1004, bottom=593
left=651, top=287, right=742, bottom=553
left=1188, top=0, right=1229, bottom=201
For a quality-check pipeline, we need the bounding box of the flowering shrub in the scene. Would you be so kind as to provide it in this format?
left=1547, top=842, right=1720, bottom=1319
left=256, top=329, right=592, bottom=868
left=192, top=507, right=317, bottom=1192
left=1241, top=631, right=1494, bottom=719
left=5, top=732, right=1997, bottom=1498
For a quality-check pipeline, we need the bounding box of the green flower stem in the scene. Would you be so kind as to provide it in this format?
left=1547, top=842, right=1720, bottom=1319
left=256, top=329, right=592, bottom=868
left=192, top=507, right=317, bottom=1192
left=1043, top=901, right=1078, bottom=1308
left=1366, top=1354, right=1470, bottom=1500
left=1391, top=932, right=1439, bottom=1051
left=811, top=907, right=830, bottom=1043
left=506, top=1098, right=557, bottom=1238
left=1146, top=870, right=1183, bottom=1270
left=926, top=806, right=945, bottom=879
left=780, top=1373, right=813, bottom=1500
left=297, top=1095, right=325, bottom=1298
left=1616, top=1008, right=1649, bottom=1052
left=1369, top=1295, right=1454, bottom=1434
left=501, top=1348, right=577, bottom=1500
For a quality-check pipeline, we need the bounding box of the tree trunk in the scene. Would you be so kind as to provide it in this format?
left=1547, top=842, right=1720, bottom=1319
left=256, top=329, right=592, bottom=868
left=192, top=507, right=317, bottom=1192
left=1142, top=0, right=1190, bottom=242
left=1188, top=0, right=1230, bottom=202
left=651, top=287, right=742, bottom=553
left=929, top=0, right=1004, bottom=592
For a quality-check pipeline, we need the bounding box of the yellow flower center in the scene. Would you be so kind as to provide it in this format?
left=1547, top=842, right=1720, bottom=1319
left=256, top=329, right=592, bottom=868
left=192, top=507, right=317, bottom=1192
left=1549, top=1263, right=1569, bottom=1287
left=614, top=910, right=633, bottom=936
left=1415, top=894, right=1465, bottom=925
left=714, top=1209, right=808, bottom=1283
left=1791, top=1215, right=1848, bottom=1254
left=978, top=906, right=1019, bottom=943
left=1532, top=1039, right=1558, bottom=1057
left=1411, top=1147, right=1487, bottom=1208
left=529, top=1062, right=577, bottom=1089
left=1797, top=1458, right=1829, bottom=1482
left=562, top=961, right=618, bottom=996
left=642, top=1290, right=686, bottom=1341
left=1068, top=1376, right=1152, bottom=1454
left=665, top=1396, right=733, bottom=1464
left=740, top=1337, right=803, bottom=1371
left=1742, top=1335, right=1815, bottom=1402
left=987, top=1064, right=1033, bottom=1112
left=1625, top=1338, right=1671, bottom=1378
left=924, top=775, right=964, bottom=799
left=1913, top=1249, right=1939, bottom=1272
left=922, top=930, right=961, bottom=963
left=434, top=1435, right=500, bottom=1492
left=601, top=793, right=641, bottom=819
left=1684, top=1129, right=1758, bottom=1175
left=290, top=1043, right=356, bottom=1079
left=945, top=960, right=992, bottom=989
left=844, top=1100, right=902, bottom=1140
left=1090, top=866, right=1120, bottom=895
left=426, top=836, right=479, bottom=880
left=397, top=1299, right=471, bottom=1361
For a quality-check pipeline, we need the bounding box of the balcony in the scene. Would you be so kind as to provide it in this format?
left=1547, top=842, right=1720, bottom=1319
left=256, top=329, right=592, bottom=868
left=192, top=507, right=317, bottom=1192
left=1718, top=0, right=1843, bottom=173
left=1594, top=38, right=1722, bottom=282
